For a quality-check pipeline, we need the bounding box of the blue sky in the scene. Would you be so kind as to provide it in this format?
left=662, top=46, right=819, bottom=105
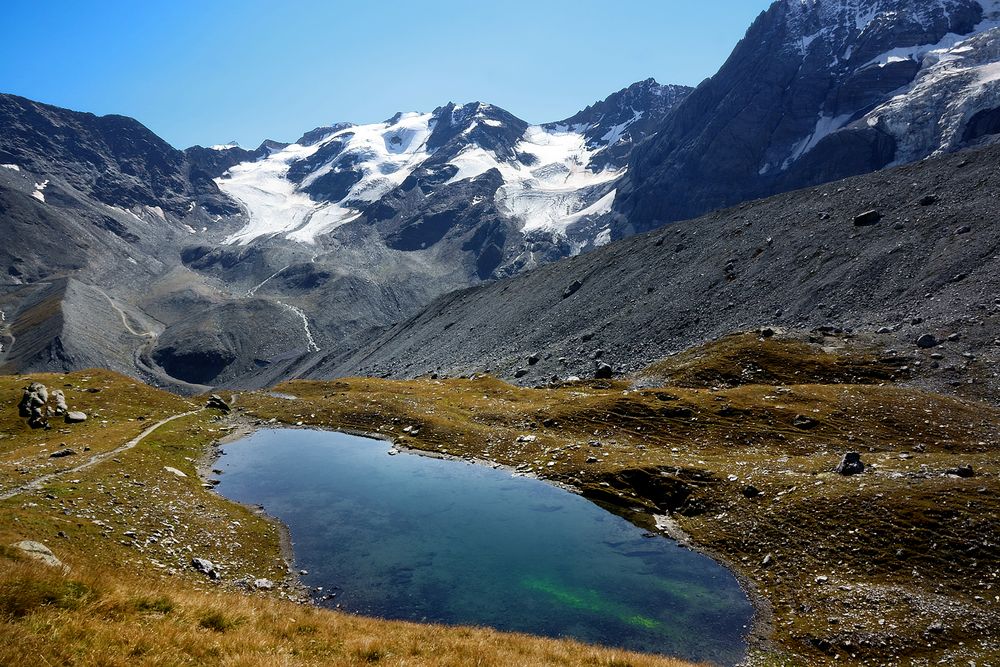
left=0, top=1, right=773, bottom=149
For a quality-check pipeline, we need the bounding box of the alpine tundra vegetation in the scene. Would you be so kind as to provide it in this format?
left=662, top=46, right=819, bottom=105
left=1, top=1, right=999, bottom=666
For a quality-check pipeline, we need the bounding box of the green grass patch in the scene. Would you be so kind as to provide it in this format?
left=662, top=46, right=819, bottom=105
left=198, top=609, right=237, bottom=633
left=133, top=595, right=174, bottom=614
left=0, top=576, right=94, bottom=618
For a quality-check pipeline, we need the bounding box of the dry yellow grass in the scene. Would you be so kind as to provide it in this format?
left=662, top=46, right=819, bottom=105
left=0, top=555, right=697, bottom=667
left=2, top=332, right=998, bottom=666
left=0, top=370, right=697, bottom=667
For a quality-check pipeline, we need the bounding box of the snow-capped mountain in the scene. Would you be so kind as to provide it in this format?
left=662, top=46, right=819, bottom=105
left=7, top=0, right=1000, bottom=391
left=0, top=80, right=690, bottom=389
left=549, top=78, right=692, bottom=170
left=614, top=0, right=1000, bottom=235
left=213, top=80, right=691, bottom=277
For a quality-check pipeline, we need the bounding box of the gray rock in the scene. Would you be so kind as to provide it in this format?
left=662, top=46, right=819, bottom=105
left=19, top=383, right=51, bottom=428
left=527, top=354, right=540, bottom=366
left=18, top=383, right=45, bottom=417
left=64, top=411, right=87, bottom=424
left=191, top=557, right=219, bottom=580
left=50, top=389, right=68, bottom=416
left=253, top=578, right=274, bottom=590
left=927, top=620, right=946, bottom=634
left=834, top=452, right=865, bottom=476
left=853, top=210, right=882, bottom=227
left=945, top=465, right=975, bottom=478
left=48, top=448, right=77, bottom=458
left=562, top=280, right=583, bottom=299
left=595, top=363, right=613, bottom=379
left=206, top=394, right=231, bottom=413
left=919, top=194, right=939, bottom=206
left=916, top=334, right=940, bottom=349
left=11, top=540, right=68, bottom=571
left=514, top=368, right=529, bottom=379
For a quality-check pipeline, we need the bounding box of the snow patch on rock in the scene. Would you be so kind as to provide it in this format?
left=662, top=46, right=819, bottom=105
left=447, top=125, right=621, bottom=235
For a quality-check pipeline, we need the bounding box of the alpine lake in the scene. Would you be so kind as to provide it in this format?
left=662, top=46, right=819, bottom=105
left=214, top=429, right=754, bottom=665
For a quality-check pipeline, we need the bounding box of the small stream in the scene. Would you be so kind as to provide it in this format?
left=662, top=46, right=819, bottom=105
left=215, top=429, right=753, bottom=665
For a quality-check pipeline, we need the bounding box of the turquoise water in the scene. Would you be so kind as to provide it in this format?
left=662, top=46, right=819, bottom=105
left=215, top=429, right=752, bottom=664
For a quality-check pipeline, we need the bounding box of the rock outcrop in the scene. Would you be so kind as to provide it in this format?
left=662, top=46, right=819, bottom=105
left=16, top=382, right=86, bottom=429
left=11, top=540, right=69, bottom=571
left=613, top=0, right=1000, bottom=237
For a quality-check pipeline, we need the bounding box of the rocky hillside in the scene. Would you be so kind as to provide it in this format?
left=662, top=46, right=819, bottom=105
left=613, top=0, right=1000, bottom=236
left=0, top=82, right=689, bottom=389
left=311, top=141, right=999, bottom=403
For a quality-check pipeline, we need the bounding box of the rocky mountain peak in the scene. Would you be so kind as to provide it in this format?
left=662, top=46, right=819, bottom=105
left=549, top=79, right=692, bottom=169
left=613, top=0, right=1000, bottom=237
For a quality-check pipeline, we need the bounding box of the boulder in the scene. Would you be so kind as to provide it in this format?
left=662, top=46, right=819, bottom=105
left=792, top=414, right=820, bottom=429
left=595, top=363, right=614, bottom=379
left=945, top=465, right=975, bottom=478
left=206, top=394, right=231, bottom=413
left=514, top=368, right=529, bottom=379
left=191, top=557, right=219, bottom=580
left=527, top=353, right=540, bottom=366
left=64, top=411, right=87, bottom=424
left=562, top=279, right=583, bottom=299
left=19, top=382, right=51, bottom=428
left=853, top=210, right=882, bottom=226
left=834, top=452, right=865, bottom=476
left=11, top=540, right=68, bottom=571
left=164, top=466, right=188, bottom=478
left=50, top=390, right=68, bottom=416
left=916, top=334, right=940, bottom=349
left=48, top=448, right=77, bottom=459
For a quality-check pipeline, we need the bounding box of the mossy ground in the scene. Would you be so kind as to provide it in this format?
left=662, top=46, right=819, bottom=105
left=1, top=332, right=997, bottom=666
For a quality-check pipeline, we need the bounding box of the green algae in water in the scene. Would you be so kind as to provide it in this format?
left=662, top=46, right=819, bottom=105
left=215, top=429, right=753, bottom=665
left=521, top=577, right=661, bottom=629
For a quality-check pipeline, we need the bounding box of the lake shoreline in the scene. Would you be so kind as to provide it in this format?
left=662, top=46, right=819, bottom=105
left=202, top=417, right=767, bottom=664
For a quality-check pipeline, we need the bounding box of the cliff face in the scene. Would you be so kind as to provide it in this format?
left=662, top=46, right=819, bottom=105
left=613, top=0, right=999, bottom=237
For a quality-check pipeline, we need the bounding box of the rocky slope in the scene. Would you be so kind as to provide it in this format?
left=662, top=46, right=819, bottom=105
left=0, top=83, right=689, bottom=389
left=5, top=0, right=1000, bottom=393
left=310, top=142, right=1000, bottom=403
left=613, top=0, right=1000, bottom=236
